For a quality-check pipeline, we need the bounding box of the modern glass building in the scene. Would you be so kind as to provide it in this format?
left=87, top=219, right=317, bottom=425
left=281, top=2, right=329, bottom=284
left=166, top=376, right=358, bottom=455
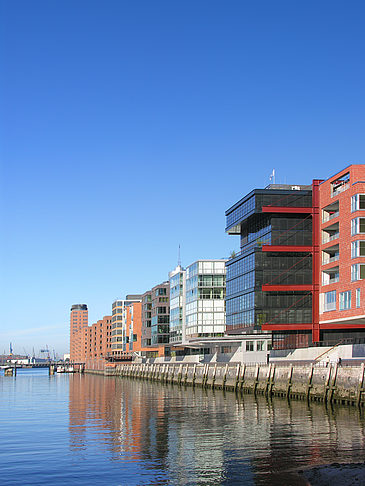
left=185, top=260, right=226, bottom=339
left=169, top=265, right=186, bottom=345
left=225, top=185, right=314, bottom=348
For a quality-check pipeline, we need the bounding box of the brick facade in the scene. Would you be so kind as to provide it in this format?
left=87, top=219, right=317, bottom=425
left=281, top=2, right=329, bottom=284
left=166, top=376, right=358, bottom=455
left=70, top=304, right=88, bottom=361
left=70, top=314, right=112, bottom=363
left=319, top=165, right=365, bottom=341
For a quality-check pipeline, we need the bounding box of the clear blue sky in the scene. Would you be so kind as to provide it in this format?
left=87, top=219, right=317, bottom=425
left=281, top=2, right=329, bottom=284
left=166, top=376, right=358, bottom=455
left=1, top=0, right=364, bottom=356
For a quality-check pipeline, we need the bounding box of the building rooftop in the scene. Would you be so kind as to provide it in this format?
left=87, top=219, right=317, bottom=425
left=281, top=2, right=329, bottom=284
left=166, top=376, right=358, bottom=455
left=71, top=304, right=88, bottom=311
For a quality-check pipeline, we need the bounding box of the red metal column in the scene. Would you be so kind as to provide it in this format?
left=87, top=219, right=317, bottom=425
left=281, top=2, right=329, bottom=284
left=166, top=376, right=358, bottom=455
left=312, top=180, right=321, bottom=342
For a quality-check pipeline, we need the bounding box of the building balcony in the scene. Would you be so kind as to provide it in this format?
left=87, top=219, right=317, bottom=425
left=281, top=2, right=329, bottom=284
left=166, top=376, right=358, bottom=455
left=322, top=211, right=339, bottom=223
left=322, top=200, right=340, bottom=223
left=322, top=220, right=340, bottom=244
left=322, top=266, right=339, bottom=286
left=322, top=253, right=340, bottom=265
left=322, top=232, right=339, bottom=244
left=331, top=181, right=350, bottom=197
left=322, top=243, right=339, bottom=264
left=322, top=275, right=339, bottom=285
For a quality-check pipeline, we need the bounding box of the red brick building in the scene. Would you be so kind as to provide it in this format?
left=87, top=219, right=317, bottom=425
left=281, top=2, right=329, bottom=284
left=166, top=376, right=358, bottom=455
left=70, top=304, right=88, bottom=361
left=70, top=311, right=112, bottom=363
left=125, top=302, right=143, bottom=355
left=259, top=164, right=365, bottom=347
left=84, top=316, right=113, bottom=360
left=319, top=165, right=365, bottom=343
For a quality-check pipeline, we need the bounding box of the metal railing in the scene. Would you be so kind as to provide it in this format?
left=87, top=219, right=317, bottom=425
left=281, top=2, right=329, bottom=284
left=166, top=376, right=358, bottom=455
left=322, top=275, right=340, bottom=285
left=322, top=232, right=340, bottom=244
left=322, top=254, right=339, bottom=265
left=332, top=182, right=350, bottom=197
left=322, top=211, right=339, bottom=223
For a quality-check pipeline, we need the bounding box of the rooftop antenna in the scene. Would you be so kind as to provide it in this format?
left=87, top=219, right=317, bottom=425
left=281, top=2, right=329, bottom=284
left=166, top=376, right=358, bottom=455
left=178, top=244, right=181, bottom=267
left=270, top=169, right=276, bottom=185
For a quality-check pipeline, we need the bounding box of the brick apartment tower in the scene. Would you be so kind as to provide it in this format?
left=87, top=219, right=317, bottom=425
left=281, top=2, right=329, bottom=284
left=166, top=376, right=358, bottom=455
left=319, top=165, right=365, bottom=343
left=84, top=316, right=112, bottom=360
left=70, top=304, right=88, bottom=361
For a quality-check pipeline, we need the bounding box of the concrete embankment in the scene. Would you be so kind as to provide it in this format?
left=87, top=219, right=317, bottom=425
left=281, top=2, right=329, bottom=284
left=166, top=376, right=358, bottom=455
left=86, top=362, right=365, bottom=406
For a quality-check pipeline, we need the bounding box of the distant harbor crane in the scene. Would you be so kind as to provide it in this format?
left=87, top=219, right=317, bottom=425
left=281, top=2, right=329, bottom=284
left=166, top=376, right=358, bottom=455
left=40, top=346, right=51, bottom=361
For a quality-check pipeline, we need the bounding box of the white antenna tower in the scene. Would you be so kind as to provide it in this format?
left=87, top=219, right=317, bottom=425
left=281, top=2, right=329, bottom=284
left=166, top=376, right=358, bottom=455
left=270, top=169, right=276, bottom=184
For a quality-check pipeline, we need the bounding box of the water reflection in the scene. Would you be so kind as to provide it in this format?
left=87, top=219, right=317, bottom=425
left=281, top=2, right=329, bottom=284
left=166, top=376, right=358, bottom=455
left=68, top=375, right=365, bottom=485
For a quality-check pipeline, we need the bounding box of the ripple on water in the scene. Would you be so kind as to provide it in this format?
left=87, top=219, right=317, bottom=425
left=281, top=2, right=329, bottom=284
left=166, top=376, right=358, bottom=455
left=0, top=371, right=364, bottom=485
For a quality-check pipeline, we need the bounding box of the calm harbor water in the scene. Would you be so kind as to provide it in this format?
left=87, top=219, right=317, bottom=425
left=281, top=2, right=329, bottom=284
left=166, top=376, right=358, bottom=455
left=1, top=369, right=365, bottom=485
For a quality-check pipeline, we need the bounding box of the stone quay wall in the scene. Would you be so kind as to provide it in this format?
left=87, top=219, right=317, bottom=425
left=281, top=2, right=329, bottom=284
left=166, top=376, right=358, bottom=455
left=92, top=362, right=365, bottom=406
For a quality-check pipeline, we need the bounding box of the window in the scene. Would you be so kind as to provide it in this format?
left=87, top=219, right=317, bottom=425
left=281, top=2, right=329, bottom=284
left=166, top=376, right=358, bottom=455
left=352, top=218, right=357, bottom=235
left=246, top=341, right=254, bottom=351
left=351, top=240, right=365, bottom=258
left=356, top=288, right=361, bottom=308
left=324, top=290, right=336, bottom=311
left=351, top=194, right=365, bottom=212
left=221, top=346, right=232, bottom=353
left=351, top=264, right=365, bottom=281
left=351, top=218, right=365, bottom=235
left=339, top=291, right=351, bottom=310
left=256, top=341, right=264, bottom=351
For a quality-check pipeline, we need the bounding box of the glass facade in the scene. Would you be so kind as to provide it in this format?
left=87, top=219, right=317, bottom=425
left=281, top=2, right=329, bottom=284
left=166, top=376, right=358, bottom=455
left=141, top=292, right=152, bottom=348
left=225, top=187, right=313, bottom=336
left=169, top=266, right=185, bottom=344
left=185, top=260, right=226, bottom=339
left=226, top=190, right=312, bottom=233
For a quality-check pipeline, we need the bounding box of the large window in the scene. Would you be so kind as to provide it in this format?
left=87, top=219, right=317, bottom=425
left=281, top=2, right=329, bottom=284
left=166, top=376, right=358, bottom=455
left=356, top=288, right=361, bottom=308
left=351, top=218, right=365, bottom=235
left=324, top=290, right=336, bottom=312
left=246, top=341, right=254, bottom=352
left=226, top=272, right=255, bottom=294
left=351, top=240, right=365, bottom=258
left=256, top=341, right=265, bottom=351
left=339, top=291, right=351, bottom=310
left=351, top=264, right=365, bottom=281
left=226, top=195, right=255, bottom=230
left=226, top=253, right=255, bottom=280
left=351, top=194, right=365, bottom=212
